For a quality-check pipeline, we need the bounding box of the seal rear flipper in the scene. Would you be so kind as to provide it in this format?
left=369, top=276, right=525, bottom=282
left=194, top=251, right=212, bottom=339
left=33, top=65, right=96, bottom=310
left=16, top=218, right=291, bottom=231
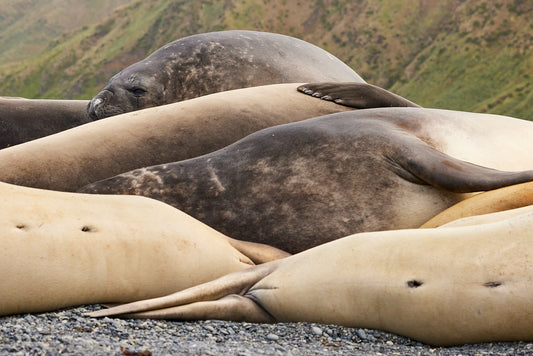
left=86, top=263, right=276, bottom=318
left=111, top=295, right=276, bottom=323
left=391, top=141, right=533, bottom=193
left=297, top=82, right=420, bottom=108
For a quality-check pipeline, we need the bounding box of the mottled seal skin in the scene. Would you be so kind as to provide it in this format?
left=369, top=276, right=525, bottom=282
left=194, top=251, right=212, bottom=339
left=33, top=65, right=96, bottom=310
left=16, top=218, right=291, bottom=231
left=87, top=30, right=364, bottom=120
left=89, top=207, right=533, bottom=346
left=0, top=97, right=90, bottom=148
left=79, top=108, right=533, bottom=254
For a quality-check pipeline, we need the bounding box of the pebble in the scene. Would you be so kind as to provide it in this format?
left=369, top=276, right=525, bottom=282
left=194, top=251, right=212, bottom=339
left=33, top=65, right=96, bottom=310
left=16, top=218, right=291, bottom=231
left=1, top=306, right=532, bottom=355
left=266, top=333, right=279, bottom=341
left=356, top=329, right=367, bottom=340
left=312, top=326, right=323, bottom=335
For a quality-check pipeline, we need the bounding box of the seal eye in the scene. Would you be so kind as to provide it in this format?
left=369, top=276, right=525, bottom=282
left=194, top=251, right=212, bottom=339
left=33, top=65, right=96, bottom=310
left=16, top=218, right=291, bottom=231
left=129, top=87, right=147, bottom=97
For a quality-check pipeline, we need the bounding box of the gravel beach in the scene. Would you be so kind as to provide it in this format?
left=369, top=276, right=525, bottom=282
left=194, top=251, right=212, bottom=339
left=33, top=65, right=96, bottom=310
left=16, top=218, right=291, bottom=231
left=1, top=305, right=532, bottom=355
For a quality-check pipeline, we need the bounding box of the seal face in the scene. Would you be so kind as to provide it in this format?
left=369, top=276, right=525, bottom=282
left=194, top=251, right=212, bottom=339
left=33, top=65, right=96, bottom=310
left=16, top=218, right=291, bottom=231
left=79, top=108, right=533, bottom=253
left=86, top=30, right=363, bottom=120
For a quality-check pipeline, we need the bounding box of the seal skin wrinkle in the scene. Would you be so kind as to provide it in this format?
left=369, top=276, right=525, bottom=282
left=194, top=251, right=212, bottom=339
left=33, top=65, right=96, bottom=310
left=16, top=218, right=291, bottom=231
left=79, top=108, right=533, bottom=253
left=88, top=206, right=533, bottom=346
left=86, top=30, right=364, bottom=120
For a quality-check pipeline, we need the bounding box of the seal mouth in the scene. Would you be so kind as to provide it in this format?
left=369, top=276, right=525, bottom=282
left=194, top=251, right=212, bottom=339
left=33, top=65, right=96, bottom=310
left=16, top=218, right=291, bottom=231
left=87, top=90, right=124, bottom=120
left=87, top=99, right=105, bottom=121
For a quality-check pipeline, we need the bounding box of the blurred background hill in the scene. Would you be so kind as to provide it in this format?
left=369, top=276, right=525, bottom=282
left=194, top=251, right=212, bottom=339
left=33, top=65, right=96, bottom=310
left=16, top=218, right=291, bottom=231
left=0, top=0, right=531, bottom=119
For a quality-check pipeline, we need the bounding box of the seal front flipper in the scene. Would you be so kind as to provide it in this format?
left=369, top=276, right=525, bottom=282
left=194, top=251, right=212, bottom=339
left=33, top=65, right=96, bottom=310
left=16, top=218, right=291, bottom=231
left=297, top=82, right=420, bottom=108
left=390, top=138, right=533, bottom=193
left=226, top=238, right=291, bottom=264
left=86, top=263, right=277, bottom=321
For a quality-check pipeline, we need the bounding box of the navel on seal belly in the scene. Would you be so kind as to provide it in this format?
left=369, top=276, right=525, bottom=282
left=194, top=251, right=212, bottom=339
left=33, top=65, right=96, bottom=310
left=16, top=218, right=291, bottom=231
left=79, top=108, right=533, bottom=253
left=87, top=30, right=364, bottom=120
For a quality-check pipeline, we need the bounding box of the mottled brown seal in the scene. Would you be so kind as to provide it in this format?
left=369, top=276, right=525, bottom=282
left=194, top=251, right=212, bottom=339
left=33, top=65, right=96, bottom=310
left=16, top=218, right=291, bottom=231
left=86, top=30, right=364, bottom=120
left=79, top=108, right=533, bottom=253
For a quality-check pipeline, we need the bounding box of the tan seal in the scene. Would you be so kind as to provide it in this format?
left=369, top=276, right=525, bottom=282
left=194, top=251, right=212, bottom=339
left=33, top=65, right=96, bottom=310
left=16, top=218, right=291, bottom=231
left=89, top=207, right=533, bottom=346
left=0, top=181, right=288, bottom=316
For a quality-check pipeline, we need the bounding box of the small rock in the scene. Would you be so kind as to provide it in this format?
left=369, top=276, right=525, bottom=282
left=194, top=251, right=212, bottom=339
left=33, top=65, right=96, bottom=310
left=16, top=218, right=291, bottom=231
left=266, top=333, right=279, bottom=341
left=203, top=325, right=215, bottom=333
left=274, top=344, right=287, bottom=352
left=311, top=326, right=323, bottom=335
left=356, top=329, right=367, bottom=340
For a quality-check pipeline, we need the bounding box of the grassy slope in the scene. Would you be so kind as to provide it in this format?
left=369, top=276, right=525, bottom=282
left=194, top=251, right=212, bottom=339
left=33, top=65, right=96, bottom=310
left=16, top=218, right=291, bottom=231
left=0, top=0, right=134, bottom=65
left=0, top=0, right=531, bottom=119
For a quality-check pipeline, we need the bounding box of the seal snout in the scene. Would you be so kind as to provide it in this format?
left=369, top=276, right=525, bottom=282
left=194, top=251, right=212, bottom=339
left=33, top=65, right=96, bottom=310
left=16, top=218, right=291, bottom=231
left=87, top=89, right=114, bottom=121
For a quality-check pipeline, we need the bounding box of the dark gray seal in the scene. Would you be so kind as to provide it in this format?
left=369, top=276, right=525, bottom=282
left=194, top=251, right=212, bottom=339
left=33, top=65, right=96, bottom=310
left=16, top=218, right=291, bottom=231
left=0, top=97, right=90, bottom=149
left=86, top=30, right=364, bottom=120
left=79, top=107, right=533, bottom=254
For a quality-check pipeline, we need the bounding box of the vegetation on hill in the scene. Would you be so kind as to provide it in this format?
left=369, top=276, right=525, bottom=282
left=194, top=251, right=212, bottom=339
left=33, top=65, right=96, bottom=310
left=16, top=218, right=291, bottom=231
left=0, top=0, right=531, bottom=120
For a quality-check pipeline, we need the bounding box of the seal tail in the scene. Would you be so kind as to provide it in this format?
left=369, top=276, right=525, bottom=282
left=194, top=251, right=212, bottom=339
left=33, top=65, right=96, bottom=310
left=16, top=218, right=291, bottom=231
left=85, top=263, right=276, bottom=320
left=106, top=294, right=275, bottom=323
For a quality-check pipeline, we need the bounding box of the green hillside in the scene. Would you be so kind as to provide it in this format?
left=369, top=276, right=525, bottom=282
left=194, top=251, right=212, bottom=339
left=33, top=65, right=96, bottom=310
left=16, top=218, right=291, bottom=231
left=0, top=0, right=531, bottom=120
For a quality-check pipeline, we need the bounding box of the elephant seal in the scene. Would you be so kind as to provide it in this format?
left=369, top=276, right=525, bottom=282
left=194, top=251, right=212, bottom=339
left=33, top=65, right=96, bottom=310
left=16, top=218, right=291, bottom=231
left=421, top=181, right=533, bottom=228
left=79, top=108, right=533, bottom=253
left=0, top=97, right=90, bottom=148
left=87, top=30, right=364, bottom=120
left=88, top=207, right=533, bottom=346
left=0, top=83, right=417, bottom=192
left=0, top=181, right=288, bottom=316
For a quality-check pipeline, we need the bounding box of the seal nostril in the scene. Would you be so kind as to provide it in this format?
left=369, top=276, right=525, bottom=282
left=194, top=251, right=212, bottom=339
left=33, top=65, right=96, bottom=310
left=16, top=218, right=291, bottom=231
left=16, top=224, right=25, bottom=230
left=81, top=226, right=91, bottom=232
